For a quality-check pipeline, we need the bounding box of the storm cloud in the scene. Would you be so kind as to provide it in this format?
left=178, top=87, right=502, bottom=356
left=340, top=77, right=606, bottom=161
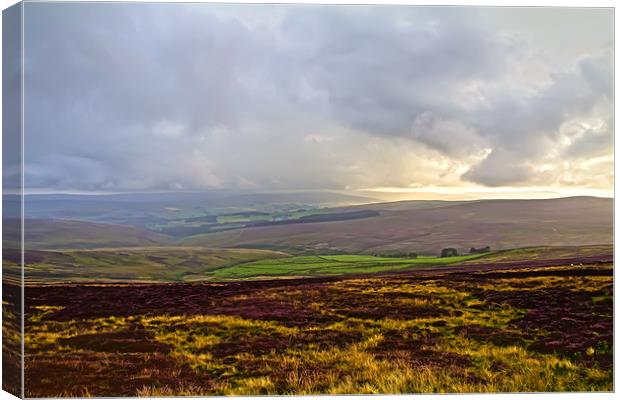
left=22, top=4, right=613, bottom=193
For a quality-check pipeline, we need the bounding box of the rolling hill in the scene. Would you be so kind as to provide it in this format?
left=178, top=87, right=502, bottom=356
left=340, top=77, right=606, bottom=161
left=6, top=196, right=612, bottom=254
left=11, top=246, right=288, bottom=283
left=3, top=219, right=171, bottom=250
left=181, top=196, right=613, bottom=255
left=14, top=191, right=378, bottom=226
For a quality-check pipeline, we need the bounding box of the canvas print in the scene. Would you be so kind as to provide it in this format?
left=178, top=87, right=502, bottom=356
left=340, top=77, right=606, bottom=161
left=2, top=2, right=614, bottom=397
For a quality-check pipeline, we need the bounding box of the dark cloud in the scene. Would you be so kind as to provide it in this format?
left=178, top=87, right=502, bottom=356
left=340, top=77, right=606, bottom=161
left=23, top=3, right=612, bottom=192
left=564, top=123, right=613, bottom=160
left=461, top=149, right=533, bottom=187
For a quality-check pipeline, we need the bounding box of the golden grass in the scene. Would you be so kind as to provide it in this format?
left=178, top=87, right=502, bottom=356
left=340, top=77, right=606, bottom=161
left=22, top=263, right=613, bottom=395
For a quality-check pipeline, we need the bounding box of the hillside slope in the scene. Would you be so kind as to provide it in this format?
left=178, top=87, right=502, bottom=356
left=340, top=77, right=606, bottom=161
left=4, top=219, right=171, bottom=250
left=10, top=246, right=288, bottom=283
left=181, top=196, right=613, bottom=254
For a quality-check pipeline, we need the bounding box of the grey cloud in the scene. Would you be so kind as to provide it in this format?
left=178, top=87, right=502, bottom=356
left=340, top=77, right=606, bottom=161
left=460, top=51, right=612, bottom=186
left=302, top=8, right=508, bottom=137
left=410, top=112, right=488, bottom=157
left=578, top=51, right=613, bottom=97
left=564, top=124, right=613, bottom=160
left=22, top=3, right=613, bottom=192
left=461, top=149, right=533, bottom=187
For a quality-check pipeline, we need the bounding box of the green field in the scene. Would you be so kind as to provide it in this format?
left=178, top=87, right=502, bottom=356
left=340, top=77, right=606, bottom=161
left=15, top=247, right=488, bottom=283
left=211, top=253, right=486, bottom=279
left=15, top=244, right=612, bottom=284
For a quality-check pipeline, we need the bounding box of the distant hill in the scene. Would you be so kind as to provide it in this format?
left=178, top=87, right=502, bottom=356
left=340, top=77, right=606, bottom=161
left=6, top=196, right=613, bottom=254
left=12, top=191, right=378, bottom=226
left=181, top=196, right=613, bottom=255
left=4, top=219, right=171, bottom=250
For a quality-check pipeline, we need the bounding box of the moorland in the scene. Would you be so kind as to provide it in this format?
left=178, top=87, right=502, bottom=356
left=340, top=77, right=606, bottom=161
left=1, top=192, right=614, bottom=395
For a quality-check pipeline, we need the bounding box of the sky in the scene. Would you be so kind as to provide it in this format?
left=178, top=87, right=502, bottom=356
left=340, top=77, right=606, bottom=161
left=19, top=3, right=614, bottom=199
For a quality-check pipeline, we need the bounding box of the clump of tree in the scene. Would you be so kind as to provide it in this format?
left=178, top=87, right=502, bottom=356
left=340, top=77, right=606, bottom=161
left=440, top=248, right=458, bottom=257
left=470, top=246, right=491, bottom=254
